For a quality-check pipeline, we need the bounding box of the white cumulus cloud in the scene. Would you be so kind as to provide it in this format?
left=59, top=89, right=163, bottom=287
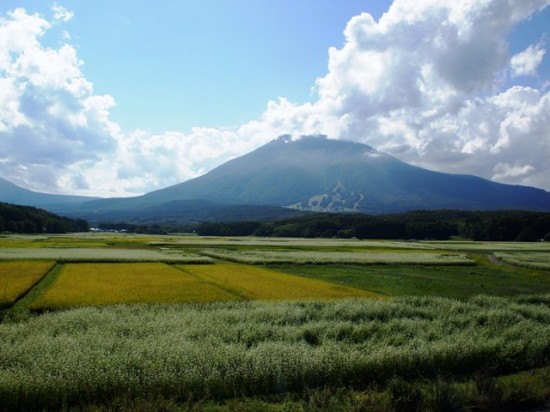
left=247, top=0, right=550, bottom=191
left=0, top=8, right=119, bottom=194
left=52, top=2, right=73, bottom=22
left=1, top=0, right=550, bottom=197
left=511, top=44, right=546, bottom=77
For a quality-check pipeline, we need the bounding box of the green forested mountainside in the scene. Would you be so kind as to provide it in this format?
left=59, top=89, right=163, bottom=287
left=0, top=202, right=88, bottom=233
left=196, top=210, right=550, bottom=241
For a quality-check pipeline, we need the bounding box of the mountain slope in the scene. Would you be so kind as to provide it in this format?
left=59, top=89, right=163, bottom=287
left=0, top=178, right=98, bottom=207
left=141, top=135, right=550, bottom=213
left=4, top=135, right=550, bottom=222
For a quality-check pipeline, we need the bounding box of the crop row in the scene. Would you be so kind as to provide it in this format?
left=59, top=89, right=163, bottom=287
left=199, top=248, right=475, bottom=265
left=1, top=295, right=549, bottom=410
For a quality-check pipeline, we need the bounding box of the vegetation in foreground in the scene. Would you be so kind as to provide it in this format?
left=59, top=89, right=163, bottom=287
left=63, top=367, right=550, bottom=411
left=1, top=296, right=549, bottom=411
left=0, top=233, right=549, bottom=410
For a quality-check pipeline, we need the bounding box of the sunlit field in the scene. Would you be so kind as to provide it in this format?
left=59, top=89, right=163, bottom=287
left=0, top=260, right=55, bottom=308
left=177, top=263, right=381, bottom=300
left=32, top=263, right=237, bottom=310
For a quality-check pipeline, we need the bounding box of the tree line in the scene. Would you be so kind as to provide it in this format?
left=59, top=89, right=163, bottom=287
left=0, top=203, right=89, bottom=234
left=196, top=210, right=550, bottom=241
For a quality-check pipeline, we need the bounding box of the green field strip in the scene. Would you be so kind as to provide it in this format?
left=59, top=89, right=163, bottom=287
left=270, top=262, right=550, bottom=299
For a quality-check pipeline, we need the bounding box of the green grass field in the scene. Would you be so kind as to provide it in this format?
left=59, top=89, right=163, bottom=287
left=270, top=257, right=550, bottom=299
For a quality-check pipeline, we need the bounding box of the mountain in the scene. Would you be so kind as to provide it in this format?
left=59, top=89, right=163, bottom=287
left=0, top=177, right=98, bottom=208
left=3, top=135, right=550, bottom=223
left=136, top=135, right=550, bottom=213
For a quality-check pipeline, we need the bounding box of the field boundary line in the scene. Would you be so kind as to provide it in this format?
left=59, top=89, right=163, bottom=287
left=9, top=263, right=64, bottom=320
left=9, top=261, right=57, bottom=307
left=173, top=265, right=248, bottom=300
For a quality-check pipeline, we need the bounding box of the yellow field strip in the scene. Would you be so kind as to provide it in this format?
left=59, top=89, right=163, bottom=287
left=177, top=263, right=382, bottom=300
left=0, top=260, right=56, bottom=307
left=32, top=263, right=238, bottom=310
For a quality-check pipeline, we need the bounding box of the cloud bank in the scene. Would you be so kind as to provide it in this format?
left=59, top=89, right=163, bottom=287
left=0, top=0, right=549, bottom=196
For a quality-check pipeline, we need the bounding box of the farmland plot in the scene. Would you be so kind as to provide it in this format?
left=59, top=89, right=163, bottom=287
left=0, top=260, right=55, bottom=308
left=0, top=247, right=212, bottom=263
left=424, top=241, right=550, bottom=253
left=1, top=295, right=550, bottom=411
left=199, top=248, right=474, bottom=265
left=178, top=263, right=382, bottom=300
left=32, top=263, right=237, bottom=310
left=494, top=252, right=550, bottom=270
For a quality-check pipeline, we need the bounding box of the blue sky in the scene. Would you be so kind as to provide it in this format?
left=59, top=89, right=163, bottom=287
left=5, top=0, right=387, bottom=133
left=0, top=1, right=549, bottom=196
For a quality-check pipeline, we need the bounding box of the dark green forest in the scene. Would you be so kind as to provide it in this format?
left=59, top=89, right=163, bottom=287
left=0, top=203, right=88, bottom=234
left=195, top=210, right=550, bottom=241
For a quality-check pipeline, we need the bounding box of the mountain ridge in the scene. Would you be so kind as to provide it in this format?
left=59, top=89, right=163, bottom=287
left=1, top=135, right=550, bottom=223
left=0, top=177, right=99, bottom=207
left=137, top=135, right=550, bottom=213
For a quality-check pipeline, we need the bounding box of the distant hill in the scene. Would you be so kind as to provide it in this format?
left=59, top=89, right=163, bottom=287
left=0, top=178, right=98, bottom=208
left=0, top=202, right=88, bottom=233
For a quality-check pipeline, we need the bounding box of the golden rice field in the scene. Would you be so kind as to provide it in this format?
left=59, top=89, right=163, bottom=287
left=178, top=263, right=382, bottom=300
left=32, top=263, right=238, bottom=310
left=0, top=260, right=55, bottom=308
left=31, top=262, right=380, bottom=309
